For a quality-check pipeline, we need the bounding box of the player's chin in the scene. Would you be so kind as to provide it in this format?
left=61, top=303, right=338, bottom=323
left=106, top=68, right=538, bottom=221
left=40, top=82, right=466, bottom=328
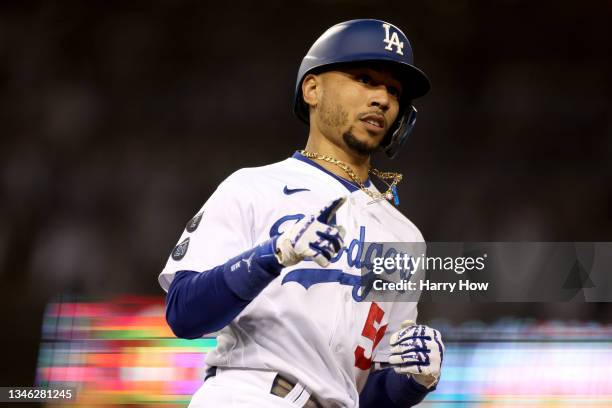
left=343, top=129, right=382, bottom=156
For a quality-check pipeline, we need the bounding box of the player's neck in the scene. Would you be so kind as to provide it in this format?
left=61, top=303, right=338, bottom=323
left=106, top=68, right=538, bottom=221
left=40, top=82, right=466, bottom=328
left=303, top=138, right=370, bottom=183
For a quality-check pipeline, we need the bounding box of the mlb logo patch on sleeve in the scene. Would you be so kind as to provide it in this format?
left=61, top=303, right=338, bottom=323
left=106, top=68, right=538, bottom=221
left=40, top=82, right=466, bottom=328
left=172, top=237, right=190, bottom=260
left=186, top=212, right=204, bottom=233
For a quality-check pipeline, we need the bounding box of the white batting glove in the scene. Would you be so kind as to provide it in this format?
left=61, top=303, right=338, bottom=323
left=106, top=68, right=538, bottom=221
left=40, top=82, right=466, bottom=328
left=275, top=197, right=347, bottom=267
left=389, top=320, right=445, bottom=389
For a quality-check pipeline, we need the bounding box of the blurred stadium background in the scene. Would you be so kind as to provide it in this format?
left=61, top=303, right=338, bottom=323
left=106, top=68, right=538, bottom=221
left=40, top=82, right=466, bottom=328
left=1, top=1, right=611, bottom=406
left=36, top=296, right=612, bottom=406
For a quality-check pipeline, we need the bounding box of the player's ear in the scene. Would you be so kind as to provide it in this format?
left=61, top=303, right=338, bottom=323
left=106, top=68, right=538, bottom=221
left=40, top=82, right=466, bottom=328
left=301, top=74, right=319, bottom=109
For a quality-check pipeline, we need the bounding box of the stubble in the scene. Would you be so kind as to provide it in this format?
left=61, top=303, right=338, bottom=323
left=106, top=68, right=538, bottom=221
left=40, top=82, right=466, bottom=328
left=318, top=95, right=380, bottom=157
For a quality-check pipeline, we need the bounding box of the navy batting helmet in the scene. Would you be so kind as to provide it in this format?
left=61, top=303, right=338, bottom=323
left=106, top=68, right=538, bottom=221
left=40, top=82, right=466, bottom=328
left=293, top=19, right=430, bottom=158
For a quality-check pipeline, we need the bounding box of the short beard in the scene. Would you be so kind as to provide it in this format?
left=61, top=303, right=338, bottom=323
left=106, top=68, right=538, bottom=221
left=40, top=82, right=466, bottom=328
left=343, top=128, right=380, bottom=157
left=318, top=95, right=381, bottom=157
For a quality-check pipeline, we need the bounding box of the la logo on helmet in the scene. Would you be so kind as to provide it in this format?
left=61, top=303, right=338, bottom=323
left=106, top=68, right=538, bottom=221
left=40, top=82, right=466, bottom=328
left=382, top=23, right=404, bottom=55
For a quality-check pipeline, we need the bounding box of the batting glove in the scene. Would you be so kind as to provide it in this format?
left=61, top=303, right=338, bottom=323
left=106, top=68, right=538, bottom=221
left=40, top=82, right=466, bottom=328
left=389, top=320, right=445, bottom=389
left=274, top=197, right=346, bottom=268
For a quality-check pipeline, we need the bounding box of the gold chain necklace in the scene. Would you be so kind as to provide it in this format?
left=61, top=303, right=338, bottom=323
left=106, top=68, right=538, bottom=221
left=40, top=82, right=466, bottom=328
left=299, top=150, right=403, bottom=205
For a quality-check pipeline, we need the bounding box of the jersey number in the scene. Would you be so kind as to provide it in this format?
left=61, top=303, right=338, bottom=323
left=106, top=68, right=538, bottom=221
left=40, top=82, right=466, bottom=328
left=354, top=302, right=388, bottom=370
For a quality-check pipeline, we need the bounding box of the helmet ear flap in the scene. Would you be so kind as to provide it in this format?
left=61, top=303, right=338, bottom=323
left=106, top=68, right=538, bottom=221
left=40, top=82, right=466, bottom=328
left=383, top=105, right=418, bottom=159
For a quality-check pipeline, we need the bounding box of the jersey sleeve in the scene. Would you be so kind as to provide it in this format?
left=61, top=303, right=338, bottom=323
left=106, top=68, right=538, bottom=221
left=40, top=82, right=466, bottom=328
left=158, top=172, right=255, bottom=292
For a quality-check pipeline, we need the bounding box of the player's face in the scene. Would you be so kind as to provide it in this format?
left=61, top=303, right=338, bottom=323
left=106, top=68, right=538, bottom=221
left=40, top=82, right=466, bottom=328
left=315, top=66, right=402, bottom=156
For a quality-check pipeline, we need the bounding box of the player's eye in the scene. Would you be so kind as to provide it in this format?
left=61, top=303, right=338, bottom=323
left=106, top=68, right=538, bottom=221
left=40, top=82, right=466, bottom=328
left=356, top=74, right=372, bottom=84
left=387, top=86, right=401, bottom=98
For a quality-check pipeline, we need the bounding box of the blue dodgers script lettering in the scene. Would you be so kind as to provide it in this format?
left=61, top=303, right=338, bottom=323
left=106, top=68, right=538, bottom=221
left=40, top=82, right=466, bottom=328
left=282, top=269, right=360, bottom=289
left=283, top=268, right=366, bottom=302
left=271, top=215, right=371, bottom=267
left=269, top=214, right=305, bottom=237
left=270, top=214, right=386, bottom=300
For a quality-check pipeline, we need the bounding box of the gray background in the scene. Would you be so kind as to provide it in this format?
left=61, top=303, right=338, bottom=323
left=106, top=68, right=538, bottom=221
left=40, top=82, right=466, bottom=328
left=1, top=1, right=611, bottom=387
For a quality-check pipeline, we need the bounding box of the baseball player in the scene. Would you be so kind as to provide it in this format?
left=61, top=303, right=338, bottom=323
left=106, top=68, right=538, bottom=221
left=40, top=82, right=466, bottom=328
left=159, top=19, right=444, bottom=408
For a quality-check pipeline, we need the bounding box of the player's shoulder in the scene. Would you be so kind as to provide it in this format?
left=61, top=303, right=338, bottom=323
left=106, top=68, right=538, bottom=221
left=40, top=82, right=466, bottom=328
left=221, top=157, right=306, bottom=186
left=201, top=156, right=310, bottom=210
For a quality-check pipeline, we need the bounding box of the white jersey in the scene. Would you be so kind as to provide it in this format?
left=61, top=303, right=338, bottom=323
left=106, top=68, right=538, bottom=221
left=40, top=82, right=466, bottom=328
left=159, top=153, right=423, bottom=407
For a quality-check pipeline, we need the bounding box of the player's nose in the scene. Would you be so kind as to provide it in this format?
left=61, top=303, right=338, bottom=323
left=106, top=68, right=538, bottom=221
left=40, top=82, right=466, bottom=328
left=368, top=85, right=391, bottom=111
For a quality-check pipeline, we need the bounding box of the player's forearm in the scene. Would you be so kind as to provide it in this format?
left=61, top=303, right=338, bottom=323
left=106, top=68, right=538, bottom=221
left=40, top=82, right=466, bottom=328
left=166, top=269, right=248, bottom=338
left=165, top=238, right=282, bottom=339
left=360, top=368, right=432, bottom=408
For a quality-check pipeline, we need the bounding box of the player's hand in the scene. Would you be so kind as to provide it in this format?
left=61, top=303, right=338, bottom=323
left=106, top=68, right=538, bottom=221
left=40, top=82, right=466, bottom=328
left=389, top=320, right=444, bottom=389
left=274, top=197, right=347, bottom=267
